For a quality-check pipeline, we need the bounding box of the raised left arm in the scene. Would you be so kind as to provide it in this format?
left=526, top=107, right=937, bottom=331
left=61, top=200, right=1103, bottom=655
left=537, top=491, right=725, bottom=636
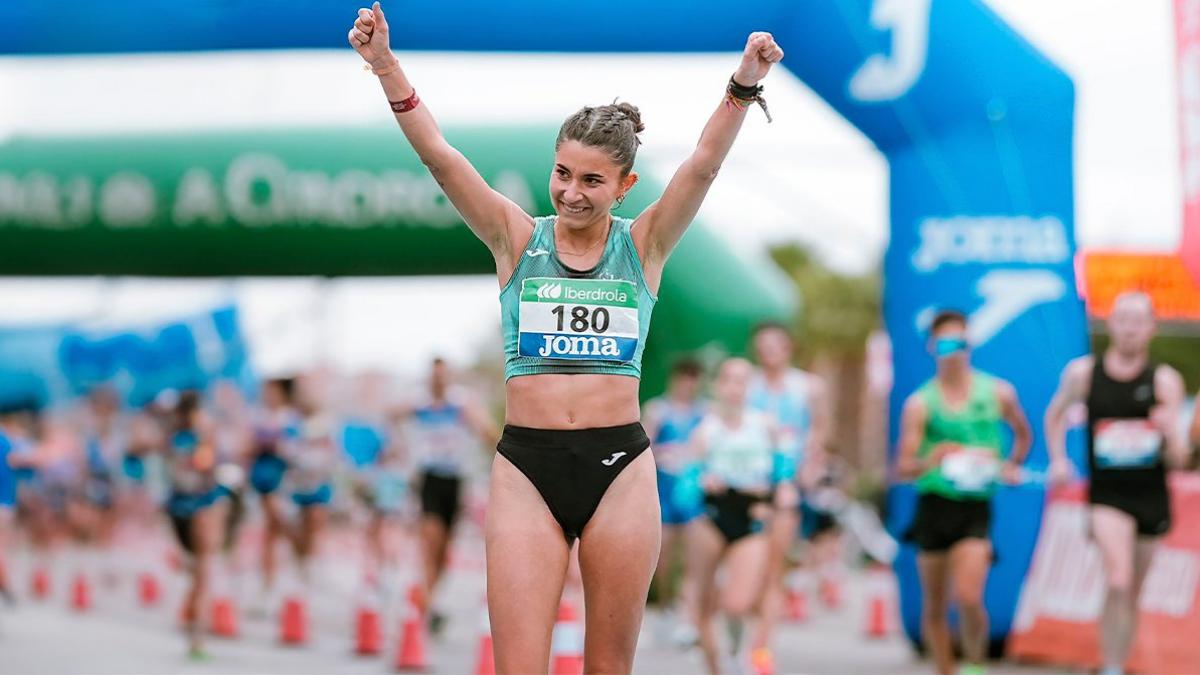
left=633, top=32, right=784, bottom=274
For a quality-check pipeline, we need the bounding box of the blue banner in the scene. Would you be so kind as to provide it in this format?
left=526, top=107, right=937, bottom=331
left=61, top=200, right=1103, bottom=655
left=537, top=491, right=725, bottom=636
left=780, top=0, right=1087, bottom=646
left=0, top=0, right=1086, bottom=645
left=0, top=305, right=253, bottom=409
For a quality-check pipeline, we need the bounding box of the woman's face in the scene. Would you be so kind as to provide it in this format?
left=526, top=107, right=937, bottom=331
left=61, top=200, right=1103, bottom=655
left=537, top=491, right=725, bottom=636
left=715, top=358, right=752, bottom=409
left=550, top=140, right=636, bottom=230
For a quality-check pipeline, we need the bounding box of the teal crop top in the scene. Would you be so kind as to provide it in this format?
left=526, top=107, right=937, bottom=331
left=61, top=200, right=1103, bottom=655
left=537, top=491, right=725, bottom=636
left=500, top=216, right=657, bottom=380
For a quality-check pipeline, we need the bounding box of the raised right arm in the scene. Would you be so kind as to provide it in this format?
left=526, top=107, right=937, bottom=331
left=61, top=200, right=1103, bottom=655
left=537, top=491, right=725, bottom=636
left=349, top=3, right=533, bottom=263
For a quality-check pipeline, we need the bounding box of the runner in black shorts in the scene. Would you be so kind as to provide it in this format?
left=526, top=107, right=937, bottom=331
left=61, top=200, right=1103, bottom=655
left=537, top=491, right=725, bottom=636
left=896, top=310, right=1032, bottom=675
left=399, top=358, right=496, bottom=632
left=1045, top=292, right=1189, bottom=675
left=690, top=358, right=780, bottom=675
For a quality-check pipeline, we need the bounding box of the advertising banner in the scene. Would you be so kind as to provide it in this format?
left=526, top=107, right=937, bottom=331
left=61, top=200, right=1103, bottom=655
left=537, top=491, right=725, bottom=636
left=1009, top=476, right=1200, bottom=674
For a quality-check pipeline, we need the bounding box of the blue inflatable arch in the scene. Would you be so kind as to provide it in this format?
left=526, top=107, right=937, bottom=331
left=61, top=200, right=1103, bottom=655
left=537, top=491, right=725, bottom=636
left=1, top=0, right=1088, bottom=646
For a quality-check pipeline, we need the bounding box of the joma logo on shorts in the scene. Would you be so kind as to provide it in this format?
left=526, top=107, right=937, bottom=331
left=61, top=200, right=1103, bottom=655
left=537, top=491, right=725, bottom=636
left=537, top=335, right=621, bottom=358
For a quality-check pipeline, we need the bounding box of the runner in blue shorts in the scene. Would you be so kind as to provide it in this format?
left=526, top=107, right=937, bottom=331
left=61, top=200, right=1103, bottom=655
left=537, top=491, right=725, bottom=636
left=162, top=390, right=227, bottom=660
left=283, top=387, right=340, bottom=586
left=641, top=358, right=707, bottom=644
left=248, top=377, right=300, bottom=609
left=747, top=322, right=830, bottom=674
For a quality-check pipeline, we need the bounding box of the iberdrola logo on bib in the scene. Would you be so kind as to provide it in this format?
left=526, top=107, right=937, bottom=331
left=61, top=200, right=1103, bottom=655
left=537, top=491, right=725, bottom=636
left=535, top=283, right=563, bottom=300
left=518, top=277, right=640, bottom=362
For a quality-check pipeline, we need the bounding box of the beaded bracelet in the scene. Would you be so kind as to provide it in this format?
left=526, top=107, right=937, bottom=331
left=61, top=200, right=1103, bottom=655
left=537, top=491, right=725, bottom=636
left=726, top=75, right=772, bottom=123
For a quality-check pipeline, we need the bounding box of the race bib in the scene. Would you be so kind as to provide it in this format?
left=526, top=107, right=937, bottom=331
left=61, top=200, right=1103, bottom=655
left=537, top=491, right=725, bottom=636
left=518, top=278, right=639, bottom=362
left=941, top=447, right=999, bottom=493
left=1094, top=419, right=1161, bottom=469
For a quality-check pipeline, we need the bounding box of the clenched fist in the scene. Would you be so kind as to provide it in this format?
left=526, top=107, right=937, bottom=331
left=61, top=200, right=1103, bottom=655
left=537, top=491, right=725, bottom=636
left=348, top=1, right=394, bottom=70
left=733, top=32, right=784, bottom=87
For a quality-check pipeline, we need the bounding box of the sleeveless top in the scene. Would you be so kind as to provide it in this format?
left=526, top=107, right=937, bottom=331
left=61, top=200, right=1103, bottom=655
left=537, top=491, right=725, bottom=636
left=915, top=371, right=1005, bottom=500
left=253, top=407, right=301, bottom=455
left=167, top=428, right=214, bottom=496
left=697, top=409, right=776, bottom=492
left=643, top=397, right=707, bottom=475
left=410, top=390, right=475, bottom=478
left=1086, top=358, right=1165, bottom=494
left=287, top=413, right=339, bottom=494
left=500, top=216, right=656, bottom=380
left=748, top=369, right=813, bottom=472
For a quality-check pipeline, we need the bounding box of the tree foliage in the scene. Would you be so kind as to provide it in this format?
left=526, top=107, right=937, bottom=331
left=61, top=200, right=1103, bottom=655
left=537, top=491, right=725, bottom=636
left=768, top=243, right=881, bottom=359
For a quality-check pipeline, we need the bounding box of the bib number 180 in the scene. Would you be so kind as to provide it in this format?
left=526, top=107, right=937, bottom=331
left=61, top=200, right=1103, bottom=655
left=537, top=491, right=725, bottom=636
left=551, top=305, right=610, bottom=333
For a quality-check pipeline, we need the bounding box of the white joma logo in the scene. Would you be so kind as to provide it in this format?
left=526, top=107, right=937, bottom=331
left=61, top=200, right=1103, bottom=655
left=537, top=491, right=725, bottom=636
left=601, top=452, right=627, bottom=466
left=916, top=269, right=1066, bottom=348
left=526, top=249, right=551, bottom=258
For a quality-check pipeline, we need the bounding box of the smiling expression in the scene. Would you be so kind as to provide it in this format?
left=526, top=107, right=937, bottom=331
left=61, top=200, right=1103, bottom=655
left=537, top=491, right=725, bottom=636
left=550, top=140, right=638, bottom=230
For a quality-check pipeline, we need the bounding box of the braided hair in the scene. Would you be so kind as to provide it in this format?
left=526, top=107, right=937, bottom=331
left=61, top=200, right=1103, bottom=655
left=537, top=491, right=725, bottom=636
left=555, top=102, right=645, bottom=176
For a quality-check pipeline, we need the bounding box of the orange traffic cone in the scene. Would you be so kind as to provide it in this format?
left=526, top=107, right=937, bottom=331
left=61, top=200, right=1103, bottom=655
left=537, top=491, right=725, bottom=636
left=550, top=600, right=584, bottom=675
left=355, top=604, right=383, bottom=656
left=785, top=585, right=809, bottom=623
left=865, top=595, right=889, bottom=638
left=473, top=596, right=495, bottom=675
left=31, top=567, right=51, bottom=600
left=211, top=596, right=240, bottom=638
left=394, top=583, right=429, bottom=671
left=820, top=576, right=843, bottom=610
left=280, top=595, right=309, bottom=645
left=353, top=572, right=384, bottom=656
left=863, top=565, right=892, bottom=639
left=70, top=572, right=92, bottom=612
left=138, top=572, right=161, bottom=608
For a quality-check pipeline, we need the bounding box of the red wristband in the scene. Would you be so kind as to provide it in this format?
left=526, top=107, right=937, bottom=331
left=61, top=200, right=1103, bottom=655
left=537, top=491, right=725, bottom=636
left=389, top=91, right=421, bottom=114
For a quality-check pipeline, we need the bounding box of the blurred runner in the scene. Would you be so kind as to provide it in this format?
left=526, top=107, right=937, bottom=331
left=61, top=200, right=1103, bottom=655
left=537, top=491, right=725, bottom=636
left=162, top=390, right=227, bottom=660
left=798, top=451, right=850, bottom=610
left=399, top=357, right=497, bottom=633
left=210, top=381, right=252, bottom=588
left=282, top=380, right=341, bottom=587
left=72, top=387, right=126, bottom=584
left=342, top=372, right=400, bottom=579
left=6, top=406, right=56, bottom=575
left=896, top=309, right=1032, bottom=675
left=747, top=321, right=829, bottom=675
left=642, top=358, right=707, bottom=647
left=690, top=358, right=780, bottom=675
left=247, top=377, right=299, bottom=611
left=1044, top=292, right=1190, bottom=675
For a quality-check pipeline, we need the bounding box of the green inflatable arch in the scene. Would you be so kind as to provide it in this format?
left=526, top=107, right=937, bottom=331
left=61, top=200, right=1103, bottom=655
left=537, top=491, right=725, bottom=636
left=0, top=126, right=794, bottom=393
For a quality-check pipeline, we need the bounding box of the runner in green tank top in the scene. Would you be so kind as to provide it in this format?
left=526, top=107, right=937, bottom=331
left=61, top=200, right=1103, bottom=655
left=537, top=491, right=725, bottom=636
left=896, top=310, right=1032, bottom=675
left=348, top=5, right=785, bottom=672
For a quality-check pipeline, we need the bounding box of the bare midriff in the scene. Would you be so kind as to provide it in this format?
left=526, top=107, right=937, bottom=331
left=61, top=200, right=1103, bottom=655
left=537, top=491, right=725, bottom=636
left=504, top=374, right=641, bottom=429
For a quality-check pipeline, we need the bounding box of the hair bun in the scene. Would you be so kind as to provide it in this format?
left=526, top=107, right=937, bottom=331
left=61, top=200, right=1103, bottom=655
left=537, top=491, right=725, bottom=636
left=613, top=102, right=645, bottom=134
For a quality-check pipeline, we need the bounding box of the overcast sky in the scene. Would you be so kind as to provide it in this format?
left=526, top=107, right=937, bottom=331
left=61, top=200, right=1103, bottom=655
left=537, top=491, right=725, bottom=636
left=0, top=0, right=1185, bottom=375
